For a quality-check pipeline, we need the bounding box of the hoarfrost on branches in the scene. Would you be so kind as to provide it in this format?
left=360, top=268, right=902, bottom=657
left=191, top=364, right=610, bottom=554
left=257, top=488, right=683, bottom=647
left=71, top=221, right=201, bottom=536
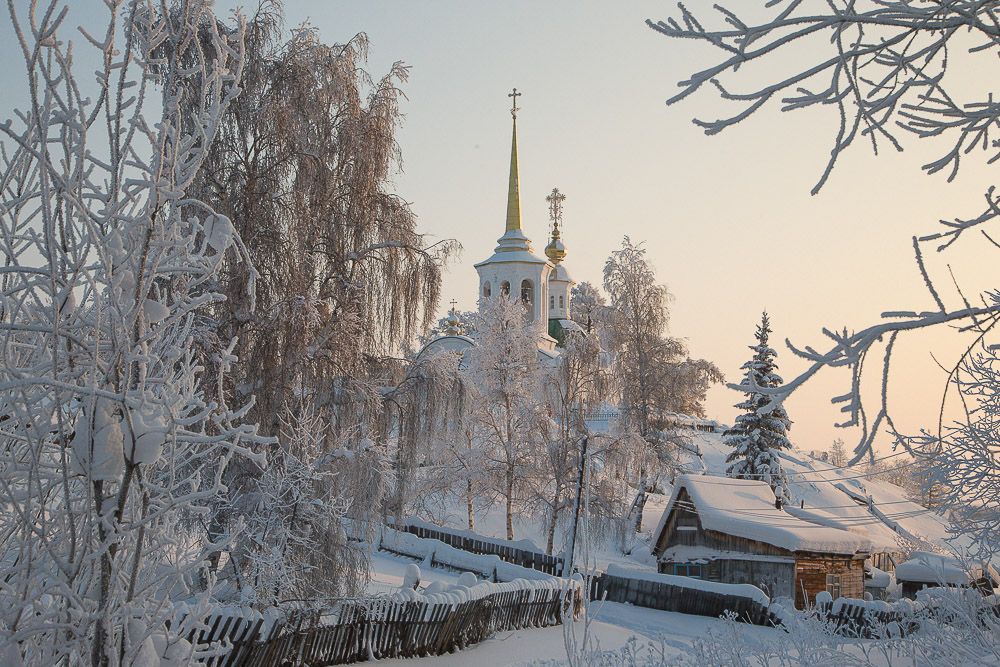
left=0, top=1, right=267, bottom=664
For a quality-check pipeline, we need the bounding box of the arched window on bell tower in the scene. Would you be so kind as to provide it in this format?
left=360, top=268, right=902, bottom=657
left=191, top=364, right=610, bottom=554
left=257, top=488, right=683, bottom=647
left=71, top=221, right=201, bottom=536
left=500, top=281, right=510, bottom=297
left=483, top=282, right=492, bottom=298
left=520, top=279, right=534, bottom=321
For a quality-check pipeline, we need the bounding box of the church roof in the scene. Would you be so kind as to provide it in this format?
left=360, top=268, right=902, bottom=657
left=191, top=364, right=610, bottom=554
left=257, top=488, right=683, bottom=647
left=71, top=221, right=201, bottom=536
left=475, top=247, right=551, bottom=268
left=549, top=263, right=573, bottom=282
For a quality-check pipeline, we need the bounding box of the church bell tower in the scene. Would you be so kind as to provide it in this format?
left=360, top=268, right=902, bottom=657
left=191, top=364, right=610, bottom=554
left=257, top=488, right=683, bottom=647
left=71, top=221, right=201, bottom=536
left=474, top=89, right=558, bottom=351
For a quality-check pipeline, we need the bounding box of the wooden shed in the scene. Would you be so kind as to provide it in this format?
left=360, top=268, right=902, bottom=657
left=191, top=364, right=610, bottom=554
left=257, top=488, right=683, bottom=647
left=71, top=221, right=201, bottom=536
left=652, top=475, right=872, bottom=609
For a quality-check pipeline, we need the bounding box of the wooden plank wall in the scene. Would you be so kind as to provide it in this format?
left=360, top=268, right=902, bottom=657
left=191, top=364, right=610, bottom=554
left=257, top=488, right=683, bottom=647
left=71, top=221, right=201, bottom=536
left=794, top=556, right=865, bottom=609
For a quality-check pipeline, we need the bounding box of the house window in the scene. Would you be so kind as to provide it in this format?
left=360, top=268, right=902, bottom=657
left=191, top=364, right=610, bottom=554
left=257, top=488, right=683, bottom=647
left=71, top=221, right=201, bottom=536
left=483, top=282, right=491, bottom=298
left=500, top=281, right=510, bottom=296
left=559, top=295, right=564, bottom=309
left=670, top=563, right=703, bottom=579
left=826, top=574, right=841, bottom=599
left=550, top=295, right=555, bottom=310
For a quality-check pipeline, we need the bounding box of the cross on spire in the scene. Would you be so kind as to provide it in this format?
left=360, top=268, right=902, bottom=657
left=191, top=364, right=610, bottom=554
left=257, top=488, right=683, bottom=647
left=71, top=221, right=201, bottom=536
left=546, top=187, right=565, bottom=231
left=508, top=88, right=521, bottom=119
left=449, top=299, right=458, bottom=312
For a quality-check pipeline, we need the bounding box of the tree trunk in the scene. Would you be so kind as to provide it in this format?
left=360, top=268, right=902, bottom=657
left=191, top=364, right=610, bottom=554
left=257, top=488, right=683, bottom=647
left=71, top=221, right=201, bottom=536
left=466, top=477, right=475, bottom=531
left=545, top=485, right=561, bottom=555
left=564, top=436, right=588, bottom=576
left=633, top=469, right=648, bottom=533
left=505, top=468, right=514, bottom=541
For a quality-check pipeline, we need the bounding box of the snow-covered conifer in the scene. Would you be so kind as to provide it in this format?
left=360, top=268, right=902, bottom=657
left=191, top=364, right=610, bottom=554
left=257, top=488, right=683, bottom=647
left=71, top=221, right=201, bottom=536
left=724, top=312, right=792, bottom=499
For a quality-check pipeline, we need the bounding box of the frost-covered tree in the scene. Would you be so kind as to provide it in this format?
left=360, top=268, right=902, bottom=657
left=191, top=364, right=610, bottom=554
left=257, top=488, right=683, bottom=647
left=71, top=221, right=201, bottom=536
left=0, top=2, right=265, bottom=664
left=465, top=296, right=546, bottom=540
left=603, top=237, right=722, bottom=527
left=828, top=438, right=848, bottom=468
left=188, top=4, right=455, bottom=596
left=647, top=1, right=1000, bottom=465
left=903, top=342, right=1000, bottom=559
left=536, top=328, right=606, bottom=554
left=647, top=0, right=1000, bottom=558
left=570, top=282, right=607, bottom=333
left=724, top=312, right=792, bottom=499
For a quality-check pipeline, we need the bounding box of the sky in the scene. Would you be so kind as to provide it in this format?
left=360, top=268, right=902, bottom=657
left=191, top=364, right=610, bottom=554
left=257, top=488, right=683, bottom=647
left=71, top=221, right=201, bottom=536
left=3, top=1, right=997, bottom=458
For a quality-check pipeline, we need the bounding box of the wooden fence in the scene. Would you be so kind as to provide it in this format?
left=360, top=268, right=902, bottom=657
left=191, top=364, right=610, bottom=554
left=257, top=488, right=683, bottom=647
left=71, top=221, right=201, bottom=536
left=185, top=583, right=573, bottom=666
left=165, top=612, right=264, bottom=667
left=590, top=572, right=779, bottom=626
left=815, top=599, right=919, bottom=638
left=399, top=522, right=564, bottom=576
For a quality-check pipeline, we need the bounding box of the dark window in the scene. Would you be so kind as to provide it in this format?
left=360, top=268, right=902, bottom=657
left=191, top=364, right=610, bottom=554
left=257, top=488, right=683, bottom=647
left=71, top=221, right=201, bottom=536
left=500, top=281, right=510, bottom=296
left=670, top=563, right=703, bottom=579
left=826, top=574, right=841, bottom=599
left=483, top=282, right=491, bottom=298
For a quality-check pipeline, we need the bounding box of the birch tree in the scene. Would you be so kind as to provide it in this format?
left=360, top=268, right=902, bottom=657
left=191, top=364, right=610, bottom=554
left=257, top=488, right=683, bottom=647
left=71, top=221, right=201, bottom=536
left=188, top=4, right=455, bottom=593
left=603, top=237, right=721, bottom=528
left=536, top=328, right=606, bottom=555
left=465, top=296, right=545, bottom=540
left=0, top=2, right=264, bottom=664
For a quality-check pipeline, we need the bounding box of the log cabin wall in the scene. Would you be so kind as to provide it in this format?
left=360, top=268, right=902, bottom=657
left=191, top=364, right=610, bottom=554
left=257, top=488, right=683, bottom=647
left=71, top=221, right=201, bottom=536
left=793, top=555, right=865, bottom=609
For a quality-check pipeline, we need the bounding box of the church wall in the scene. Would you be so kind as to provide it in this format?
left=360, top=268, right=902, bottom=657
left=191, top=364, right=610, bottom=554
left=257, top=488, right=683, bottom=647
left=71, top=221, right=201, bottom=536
left=477, top=261, right=551, bottom=324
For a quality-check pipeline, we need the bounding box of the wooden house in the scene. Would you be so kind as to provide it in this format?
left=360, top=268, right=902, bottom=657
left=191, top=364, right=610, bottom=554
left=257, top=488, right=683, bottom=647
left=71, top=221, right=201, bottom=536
left=652, top=475, right=872, bottom=609
left=895, top=551, right=998, bottom=599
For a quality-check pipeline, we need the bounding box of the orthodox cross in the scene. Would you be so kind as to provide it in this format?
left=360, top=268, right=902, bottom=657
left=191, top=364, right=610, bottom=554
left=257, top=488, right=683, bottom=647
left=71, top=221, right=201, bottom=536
left=546, top=187, right=565, bottom=233
left=449, top=299, right=458, bottom=312
left=508, top=88, right=521, bottom=119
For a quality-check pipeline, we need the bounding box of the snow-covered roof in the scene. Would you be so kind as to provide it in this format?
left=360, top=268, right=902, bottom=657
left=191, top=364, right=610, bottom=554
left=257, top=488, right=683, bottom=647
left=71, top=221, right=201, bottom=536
left=660, top=545, right=795, bottom=565
left=557, top=319, right=583, bottom=333
left=895, top=551, right=974, bottom=585
left=549, top=264, right=572, bottom=282
left=656, top=474, right=873, bottom=556
left=474, top=249, right=551, bottom=267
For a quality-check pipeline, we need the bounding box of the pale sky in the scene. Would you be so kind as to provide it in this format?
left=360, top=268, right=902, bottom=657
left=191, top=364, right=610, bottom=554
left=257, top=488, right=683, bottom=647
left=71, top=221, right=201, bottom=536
left=4, top=1, right=996, bottom=457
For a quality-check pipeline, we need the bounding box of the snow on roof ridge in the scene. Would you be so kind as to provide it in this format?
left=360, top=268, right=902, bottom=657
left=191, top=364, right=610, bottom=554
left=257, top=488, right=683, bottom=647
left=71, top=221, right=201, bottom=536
left=658, top=474, right=873, bottom=555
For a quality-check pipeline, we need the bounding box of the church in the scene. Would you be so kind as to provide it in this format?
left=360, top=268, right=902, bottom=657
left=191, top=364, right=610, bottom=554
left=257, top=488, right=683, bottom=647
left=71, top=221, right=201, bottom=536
left=419, top=89, right=582, bottom=361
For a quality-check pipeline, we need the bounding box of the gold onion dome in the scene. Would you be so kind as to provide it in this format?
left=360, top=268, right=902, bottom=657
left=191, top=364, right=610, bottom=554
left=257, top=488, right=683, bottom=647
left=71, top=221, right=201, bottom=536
left=545, top=234, right=566, bottom=263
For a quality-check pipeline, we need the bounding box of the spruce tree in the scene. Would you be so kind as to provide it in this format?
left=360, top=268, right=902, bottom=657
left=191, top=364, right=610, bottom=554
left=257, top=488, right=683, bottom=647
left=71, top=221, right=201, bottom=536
left=724, top=312, right=793, bottom=500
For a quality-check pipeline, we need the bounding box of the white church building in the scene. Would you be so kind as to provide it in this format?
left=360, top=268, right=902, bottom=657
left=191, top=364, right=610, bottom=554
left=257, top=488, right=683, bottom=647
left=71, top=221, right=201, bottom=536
left=420, top=89, right=581, bottom=360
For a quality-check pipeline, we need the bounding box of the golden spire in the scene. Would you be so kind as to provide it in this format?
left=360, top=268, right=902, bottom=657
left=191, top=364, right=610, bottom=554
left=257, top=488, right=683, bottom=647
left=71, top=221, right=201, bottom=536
left=505, top=88, right=522, bottom=233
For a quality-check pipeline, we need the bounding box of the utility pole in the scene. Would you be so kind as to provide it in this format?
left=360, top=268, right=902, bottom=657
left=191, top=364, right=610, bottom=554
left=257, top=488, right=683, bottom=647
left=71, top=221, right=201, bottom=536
left=562, top=435, right=589, bottom=577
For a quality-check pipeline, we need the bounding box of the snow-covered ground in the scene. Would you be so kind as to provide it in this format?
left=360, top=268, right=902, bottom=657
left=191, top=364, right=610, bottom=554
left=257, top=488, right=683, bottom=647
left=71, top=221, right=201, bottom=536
left=375, top=598, right=781, bottom=667
left=413, top=428, right=963, bottom=569
left=366, top=551, right=464, bottom=595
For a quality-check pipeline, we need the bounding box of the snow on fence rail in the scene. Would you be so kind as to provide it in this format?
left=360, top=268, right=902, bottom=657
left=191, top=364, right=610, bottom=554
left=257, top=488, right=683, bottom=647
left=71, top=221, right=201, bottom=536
left=397, top=518, right=563, bottom=576
left=815, top=588, right=1000, bottom=638
left=185, top=579, right=576, bottom=666
left=382, top=524, right=558, bottom=581
left=592, top=565, right=779, bottom=626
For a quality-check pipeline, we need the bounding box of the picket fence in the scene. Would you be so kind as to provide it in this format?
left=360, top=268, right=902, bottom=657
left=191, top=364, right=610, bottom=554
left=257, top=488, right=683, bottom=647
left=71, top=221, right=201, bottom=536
left=182, top=583, right=573, bottom=666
